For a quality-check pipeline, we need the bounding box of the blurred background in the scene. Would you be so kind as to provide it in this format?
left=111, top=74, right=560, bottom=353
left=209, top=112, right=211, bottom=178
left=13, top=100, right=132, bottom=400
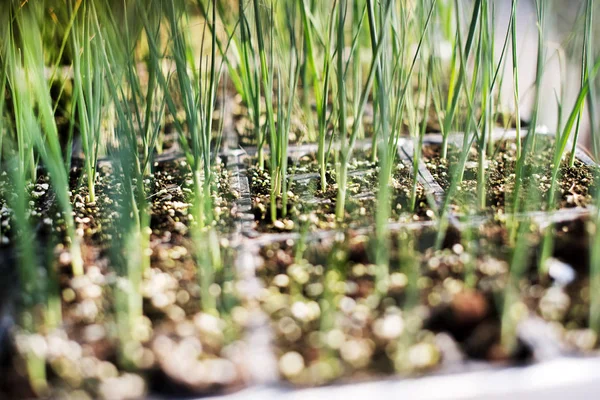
left=490, top=0, right=600, bottom=150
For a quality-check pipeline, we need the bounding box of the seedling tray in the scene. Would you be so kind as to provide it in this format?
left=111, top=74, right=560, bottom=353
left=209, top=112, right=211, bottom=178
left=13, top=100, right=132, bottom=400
left=1, top=125, right=599, bottom=398
left=202, top=127, right=600, bottom=398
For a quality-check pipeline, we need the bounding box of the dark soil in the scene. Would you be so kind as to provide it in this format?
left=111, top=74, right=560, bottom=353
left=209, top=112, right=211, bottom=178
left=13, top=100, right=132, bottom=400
left=248, top=149, right=433, bottom=233
left=423, top=137, right=599, bottom=216
left=255, top=226, right=537, bottom=385
left=256, top=206, right=600, bottom=386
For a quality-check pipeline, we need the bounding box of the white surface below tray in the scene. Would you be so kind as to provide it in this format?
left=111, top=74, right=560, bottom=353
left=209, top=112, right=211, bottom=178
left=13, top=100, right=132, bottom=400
left=203, top=357, right=600, bottom=400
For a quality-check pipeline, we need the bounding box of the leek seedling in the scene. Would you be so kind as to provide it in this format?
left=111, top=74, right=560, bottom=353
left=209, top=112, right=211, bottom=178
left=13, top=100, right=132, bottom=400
left=335, top=0, right=394, bottom=222
left=476, top=0, right=492, bottom=211
left=366, top=0, right=387, bottom=163
left=0, top=43, right=7, bottom=165
left=437, top=0, right=455, bottom=44
left=376, top=0, right=436, bottom=199
left=140, top=0, right=227, bottom=312
left=197, top=3, right=244, bottom=108
left=4, top=23, right=36, bottom=182
left=99, top=0, right=153, bottom=355
left=352, top=0, right=366, bottom=146
left=311, top=3, right=336, bottom=193
left=249, top=0, right=280, bottom=223
left=434, top=6, right=483, bottom=248
left=278, top=5, right=302, bottom=219
left=500, top=216, right=531, bottom=353
left=387, top=2, right=409, bottom=172
left=555, top=46, right=574, bottom=140
left=441, top=32, right=458, bottom=159
left=70, top=1, right=106, bottom=203
left=334, top=0, right=350, bottom=222
left=386, top=2, right=436, bottom=214
left=192, top=226, right=223, bottom=315
left=440, top=0, right=482, bottom=159
left=298, top=0, right=338, bottom=192
left=99, top=0, right=165, bottom=177
left=474, top=0, right=513, bottom=210
left=501, top=140, right=545, bottom=351
left=195, top=1, right=227, bottom=315
left=5, top=152, right=56, bottom=396
left=36, top=2, right=81, bottom=175
left=137, top=41, right=167, bottom=177
left=569, top=0, right=594, bottom=166
left=140, top=0, right=221, bottom=228
left=411, top=58, right=434, bottom=212
left=398, top=228, right=419, bottom=309
left=370, top=0, right=392, bottom=294
left=109, top=145, right=148, bottom=368
left=510, top=0, right=521, bottom=158
left=266, top=1, right=301, bottom=222
left=99, top=18, right=155, bottom=280
left=584, top=0, right=598, bottom=158
left=236, top=1, right=264, bottom=168
left=509, top=0, right=546, bottom=236
left=537, top=4, right=597, bottom=269
left=297, top=0, right=317, bottom=143
left=537, top=54, right=600, bottom=272
left=3, top=21, right=59, bottom=390
left=9, top=4, right=84, bottom=276
left=403, top=1, right=437, bottom=213
left=546, top=56, right=600, bottom=211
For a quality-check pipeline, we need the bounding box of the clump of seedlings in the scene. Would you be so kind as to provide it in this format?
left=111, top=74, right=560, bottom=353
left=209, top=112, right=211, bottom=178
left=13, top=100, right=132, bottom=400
left=2, top=0, right=600, bottom=398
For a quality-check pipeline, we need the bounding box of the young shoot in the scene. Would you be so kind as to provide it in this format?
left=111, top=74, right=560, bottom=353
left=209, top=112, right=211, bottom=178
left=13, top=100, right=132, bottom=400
left=510, top=0, right=521, bottom=158
left=476, top=0, right=497, bottom=211
left=5, top=152, right=57, bottom=396
left=371, top=0, right=392, bottom=294
left=108, top=146, right=148, bottom=368
left=411, top=58, right=434, bottom=213
left=70, top=1, right=106, bottom=203
left=140, top=0, right=222, bottom=228
left=307, top=2, right=337, bottom=193
left=509, top=0, right=547, bottom=237
left=545, top=56, right=600, bottom=212
left=275, top=3, right=302, bottom=220
left=584, top=0, right=598, bottom=158
left=236, top=0, right=264, bottom=168
left=569, top=0, right=594, bottom=166
left=335, top=0, right=393, bottom=222
left=440, top=0, right=482, bottom=160
left=10, top=4, right=84, bottom=276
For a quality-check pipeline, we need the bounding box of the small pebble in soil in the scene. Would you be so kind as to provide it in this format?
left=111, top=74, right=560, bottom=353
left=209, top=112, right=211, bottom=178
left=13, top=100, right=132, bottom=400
left=273, top=274, right=290, bottom=288
left=546, top=258, right=576, bottom=286
left=565, top=329, right=597, bottom=351
left=374, top=314, right=405, bottom=340
left=539, top=287, right=571, bottom=321
left=407, top=342, right=440, bottom=370
left=389, top=272, right=408, bottom=290
left=99, top=373, right=146, bottom=400
left=340, top=338, right=374, bottom=368
left=279, top=351, right=305, bottom=379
